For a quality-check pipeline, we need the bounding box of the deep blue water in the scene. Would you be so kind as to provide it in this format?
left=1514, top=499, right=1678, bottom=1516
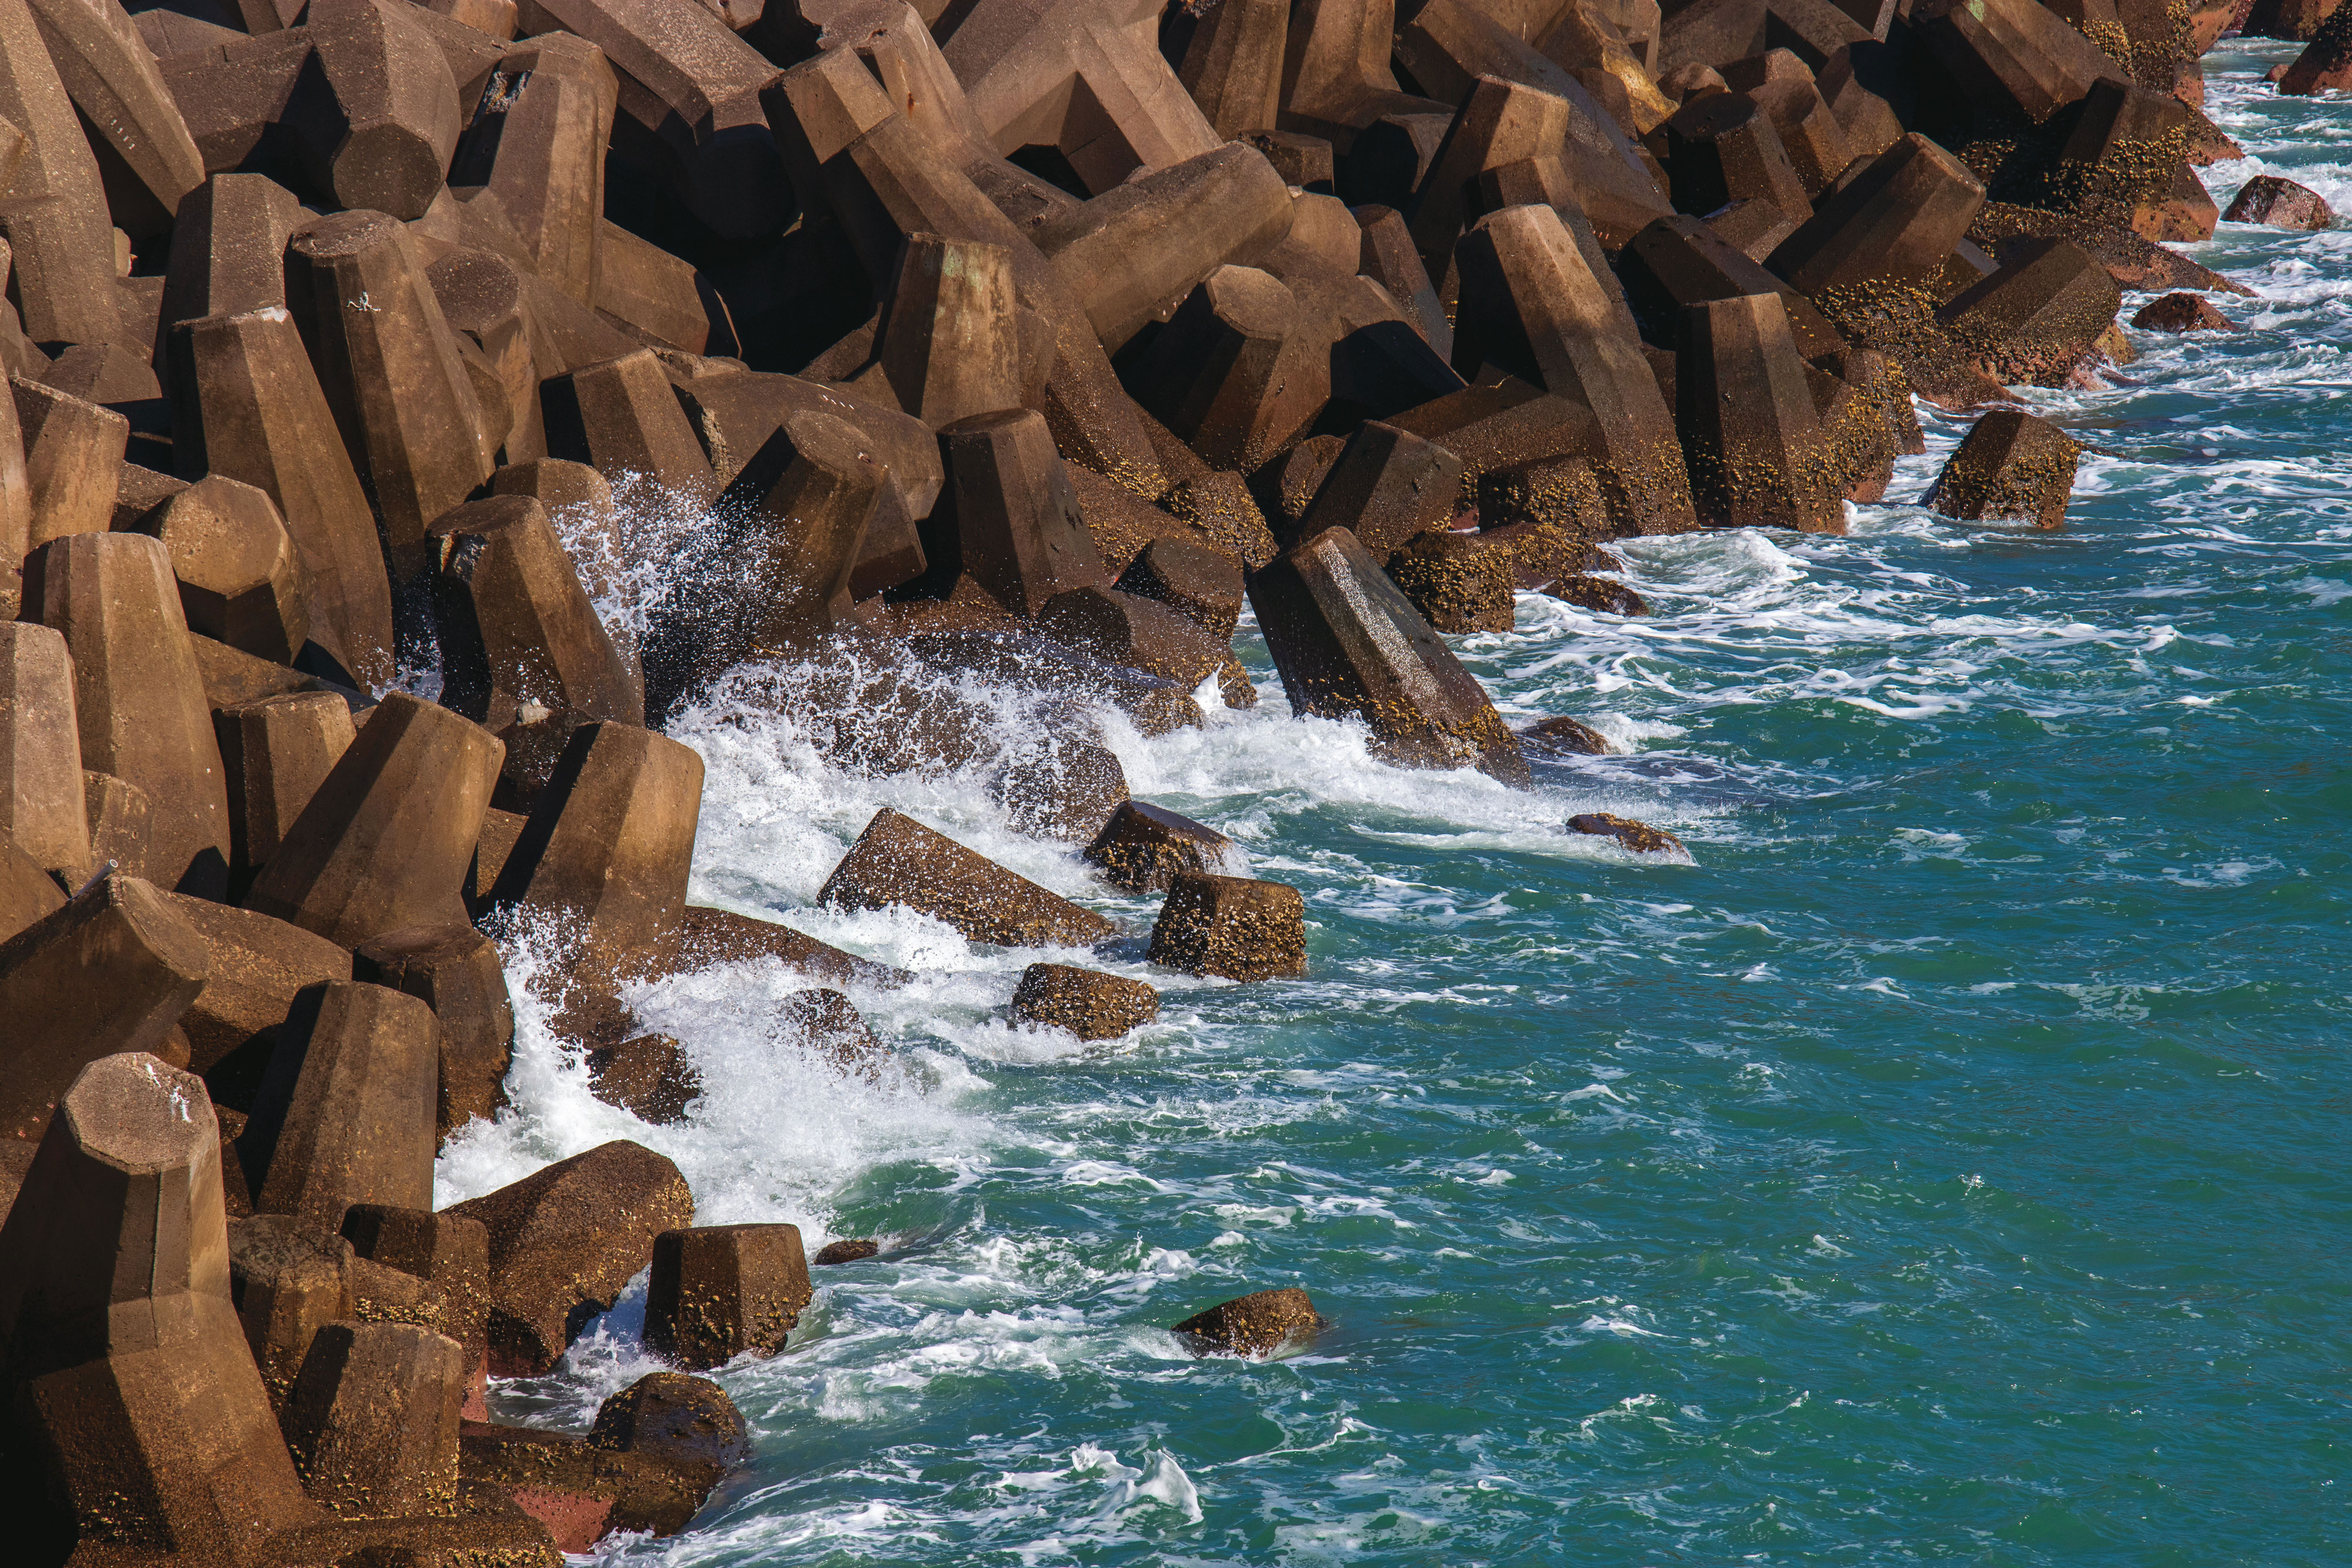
left=439, top=44, right=2350, bottom=1566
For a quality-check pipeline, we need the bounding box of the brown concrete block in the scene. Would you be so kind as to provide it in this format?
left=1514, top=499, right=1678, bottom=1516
left=449, top=34, right=617, bottom=306
left=430, top=250, right=548, bottom=466
left=924, top=407, right=1110, bottom=617
left=1030, top=141, right=1296, bottom=354
left=1935, top=236, right=2123, bottom=387
left=1912, top=0, right=2124, bottom=123
left=352, top=922, right=514, bottom=1139
left=1171, top=1284, right=1322, bottom=1355
left=0, top=0, right=122, bottom=348
left=81, top=767, right=152, bottom=880
left=938, top=0, right=1221, bottom=194
left=1038, top=586, right=1227, bottom=691
left=585, top=1031, right=698, bottom=1123
left=521, top=0, right=786, bottom=239
left=12, top=376, right=126, bottom=549
left=1248, top=524, right=1529, bottom=782
left=487, top=722, right=700, bottom=987
left=0, top=1052, right=319, bottom=1557
left=1739, top=65, right=1854, bottom=197
left=2224, top=173, right=2334, bottom=229
left=1539, top=0, right=1677, bottom=129
left=596, top=218, right=724, bottom=355
left=166, top=894, right=354, bottom=1109
left=1665, top=88, right=1814, bottom=220
left=170, top=308, right=400, bottom=691
left=2132, top=290, right=2237, bottom=330
left=2246, top=0, right=2340, bottom=38
left=132, top=473, right=313, bottom=664
left=1010, top=961, right=1159, bottom=1039
left=818, top=806, right=1116, bottom=948
left=1405, top=0, right=1675, bottom=150
left=281, top=1319, right=466, bottom=1516
left=1453, top=206, right=1698, bottom=534
left=1084, top=799, right=1244, bottom=894
left=1282, top=0, right=1448, bottom=133
left=460, top=1371, right=737, bottom=1545
left=0, top=620, right=91, bottom=885
left=228, top=1211, right=356, bottom=1409
left=240, top=980, right=439, bottom=1232
left=1114, top=533, right=1245, bottom=643
left=157, top=25, right=310, bottom=173
left=673, top=902, right=913, bottom=989
left=245, top=691, right=505, bottom=951
left=1172, top=0, right=1288, bottom=139
left=1293, top=419, right=1463, bottom=555
left=1384, top=526, right=1518, bottom=631
left=1146, top=870, right=1306, bottom=979
left=214, top=690, right=357, bottom=897
left=1616, top=212, right=1846, bottom=359
left=1411, top=72, right=1671, bottom=257
left=23, top=0, right=206, bottom=238
left=1676, top=293, right=1844, bottom=531
left=286, top=210, right=495, bottom=585
left=446, top=1138, right=694, bottom=1375
left=876, top=233, right=1023, bottom=430
left=1657, top=0, right=1767, bottom=72
left=0, top=834, right=63, bottom=948
left=1809, top=42, right=1900, bottom=156
left=25, top=531, right=231, bottom=897
left=1127, top=265, right=1326, bottom=474
left=639, top=413, right=885, bottom=724
left=340, top=1202, right=492, bottom=1399
left=644, top=1223, right=810, bottom=1370
left=430, top=494, right=640, bottom=802
left=1769, top=132, right=1987, bottom=295
left=0, top=870, right=205, bottom=1144
left=295, top=0, right=466, bottom=219
left=1927, top=407, right=2081, bottom=529
left=540, top=346, right=716, bottom=507
left=1354, top=201, right=1455, bottom=357
left=989, top=728, right=1132, bottom=843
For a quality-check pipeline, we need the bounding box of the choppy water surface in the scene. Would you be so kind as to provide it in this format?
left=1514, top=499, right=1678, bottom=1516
left=438, top=48, right=2351, bottom=1566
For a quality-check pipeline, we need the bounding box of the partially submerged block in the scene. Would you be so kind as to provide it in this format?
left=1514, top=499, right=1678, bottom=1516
left=1171, top=1285, right=1323, bottom=1356
left=1247, top=526, right=1530, bottom=784
left=1084, top=800, right=1246, bottom=894
left=488, top=721, right=703, bottom=979
left=818, top=807, right=1116, bottom=948
left=1010, top=962, right=1160, bottom=1039
left=445, top=1138, right=694, bottom=1375
left=644, top=1222, right=811, bottom=1370
left=1146, top=871, right=1307, bottom=980
left=1676, top=295, right=1843, bottom=532
left=1926, top=409, right=2082, bottom=529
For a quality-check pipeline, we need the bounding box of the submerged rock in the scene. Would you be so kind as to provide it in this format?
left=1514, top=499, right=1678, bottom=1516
left=1172, top=1286, right=1327, bottom=1356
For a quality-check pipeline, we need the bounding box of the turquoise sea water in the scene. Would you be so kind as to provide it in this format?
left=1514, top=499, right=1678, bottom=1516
left=439, top=44, right=2350, bottom=1566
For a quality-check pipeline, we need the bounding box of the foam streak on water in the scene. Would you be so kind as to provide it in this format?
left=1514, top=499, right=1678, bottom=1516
left=440, top=47, right=2351, bottom=1566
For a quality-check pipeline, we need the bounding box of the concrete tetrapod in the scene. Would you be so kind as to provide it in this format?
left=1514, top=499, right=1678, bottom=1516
left=1247, top=526, right=1531, bottom=785
left=0, top=1053, right=320, bottom=1563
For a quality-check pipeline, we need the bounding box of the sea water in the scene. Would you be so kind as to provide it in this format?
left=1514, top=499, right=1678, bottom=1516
left=435, top=44, right=2351, bottom=1566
